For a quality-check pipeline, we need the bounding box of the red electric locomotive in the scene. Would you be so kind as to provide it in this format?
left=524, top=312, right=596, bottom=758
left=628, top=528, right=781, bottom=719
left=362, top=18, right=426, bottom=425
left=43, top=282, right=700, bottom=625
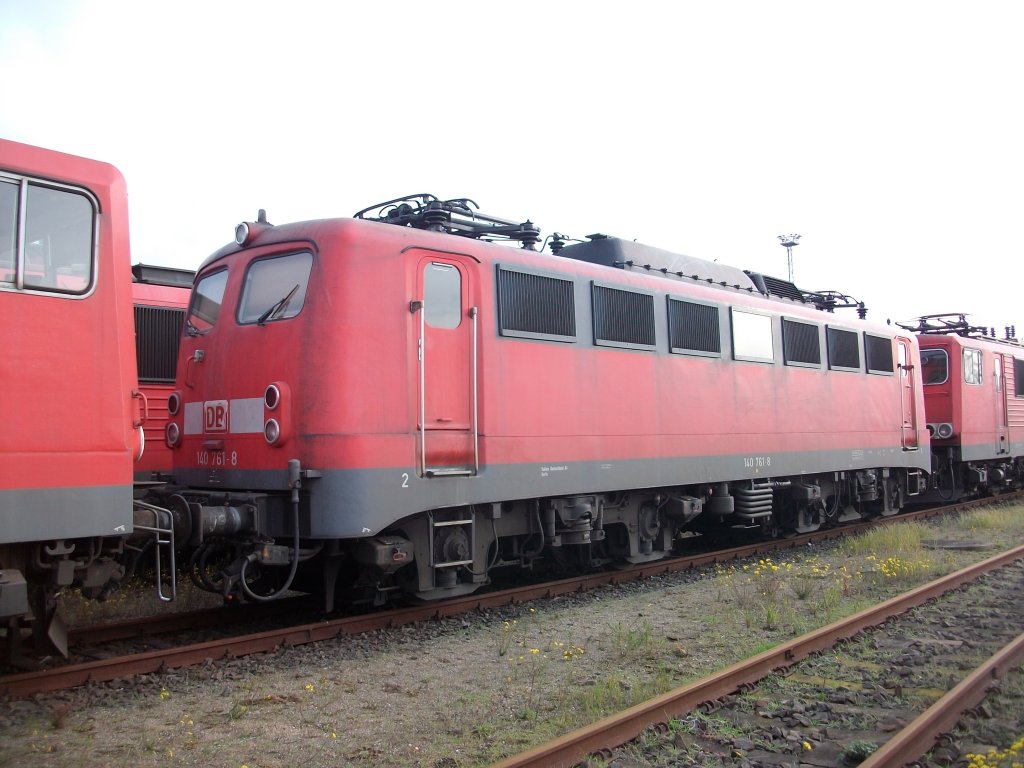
left=902, top=314, right=1024, bottom=499
left=132, top=264, right=195, bottom=480
left=0, top=140, right=176, bottom=656
left=159, top=195, right=931, bottom=608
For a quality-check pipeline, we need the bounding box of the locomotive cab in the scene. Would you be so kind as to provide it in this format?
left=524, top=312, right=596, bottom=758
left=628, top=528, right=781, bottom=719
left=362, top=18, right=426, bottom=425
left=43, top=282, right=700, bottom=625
left=1, top=140, right=177, bottom=660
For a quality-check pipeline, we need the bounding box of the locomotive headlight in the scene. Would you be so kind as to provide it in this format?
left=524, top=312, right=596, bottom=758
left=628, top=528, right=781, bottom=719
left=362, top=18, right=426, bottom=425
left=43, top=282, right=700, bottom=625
left=234, top=222, right=251, bottom=246
left=264, top=418, right=281, bottom=444
left=928, top=422, right=954, bottom=439
left=167, top=391, right=181, bottom=417
left=166, top=422, right=181, bottom=447
left=265, top=384, right=281, bottom=410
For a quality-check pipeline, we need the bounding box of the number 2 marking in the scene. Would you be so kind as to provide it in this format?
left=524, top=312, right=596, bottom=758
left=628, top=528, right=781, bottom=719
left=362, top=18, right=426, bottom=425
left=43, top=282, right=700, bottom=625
left=401, top=472, right=409, bottom=488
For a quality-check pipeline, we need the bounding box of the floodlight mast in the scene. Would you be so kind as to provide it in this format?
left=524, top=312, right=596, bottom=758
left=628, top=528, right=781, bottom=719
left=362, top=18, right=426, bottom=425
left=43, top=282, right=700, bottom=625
left=778, top=234, right=801, bottom=283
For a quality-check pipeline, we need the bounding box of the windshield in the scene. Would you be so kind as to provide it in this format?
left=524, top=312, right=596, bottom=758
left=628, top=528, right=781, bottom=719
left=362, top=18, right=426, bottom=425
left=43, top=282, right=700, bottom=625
left=186, top=269, right=228, bottom=335
left=238, top=251, right=313, bottom=325
left=920, top=348, right=948, bottom=385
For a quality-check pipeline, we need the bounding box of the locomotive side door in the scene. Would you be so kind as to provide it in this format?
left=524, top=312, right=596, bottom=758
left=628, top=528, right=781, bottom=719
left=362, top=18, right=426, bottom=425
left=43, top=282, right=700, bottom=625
left=896, top=338, right=919, bottom=449
left=995, top=352, right=1009, bottom=454
left=412, top=253, right=478, bottom=477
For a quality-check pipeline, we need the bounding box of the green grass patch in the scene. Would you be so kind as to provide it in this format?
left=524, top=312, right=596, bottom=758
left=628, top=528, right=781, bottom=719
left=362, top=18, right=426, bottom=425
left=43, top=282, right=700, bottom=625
left=840, top=521, right=928, bottom=558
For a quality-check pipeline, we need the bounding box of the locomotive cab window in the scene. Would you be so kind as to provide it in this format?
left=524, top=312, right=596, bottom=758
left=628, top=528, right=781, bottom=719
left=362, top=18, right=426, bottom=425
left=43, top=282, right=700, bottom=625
left=238, top=251, right=314, bottom=325
left=920, top=349, right=949, bottom=385
left=186, top=269, right=228, bottom=334
left=963, top=348, right=982, bottom=385
left=731, top=309, right=774, bottom=363
left=1015, top=358, right=1024, bottom=397
left=424, top=262, right=462, bottom=329
left=0, top=175, right=96, bottom=295
left=864, top=333, right=894, bottom=375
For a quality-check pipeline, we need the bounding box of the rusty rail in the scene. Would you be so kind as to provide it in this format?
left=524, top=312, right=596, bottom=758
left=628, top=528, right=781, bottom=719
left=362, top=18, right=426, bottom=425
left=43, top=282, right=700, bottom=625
left=488, top=542, right=1024, bottom=768
left=858, top=630, right=1024, bottom=768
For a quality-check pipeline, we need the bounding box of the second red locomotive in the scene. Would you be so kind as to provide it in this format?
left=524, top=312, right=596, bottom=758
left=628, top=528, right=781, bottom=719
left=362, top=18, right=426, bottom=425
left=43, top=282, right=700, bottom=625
left=131, top=264, right=194, bottom=480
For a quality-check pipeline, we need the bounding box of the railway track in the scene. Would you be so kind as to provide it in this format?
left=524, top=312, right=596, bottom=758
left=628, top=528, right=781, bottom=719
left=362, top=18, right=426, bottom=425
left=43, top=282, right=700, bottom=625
left=0, top=494, right=1016, bottom=699
left=489, top=542, right=1024, bottom=768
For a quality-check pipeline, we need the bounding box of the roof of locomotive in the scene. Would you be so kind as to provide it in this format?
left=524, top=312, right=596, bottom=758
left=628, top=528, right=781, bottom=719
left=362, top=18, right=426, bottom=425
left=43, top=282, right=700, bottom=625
left=0, top=138, right=125, bottom=204
left=131, top=263, right=196, bottom=288
left=905, top=314, right=1021, bottom=353
left=555, top=236, right=759, bottom=293
left=202, top=215, right=801, bottom=298
left=201, top=201, right=870, bottom=321
left=918, top=332, right=1023, bottom=353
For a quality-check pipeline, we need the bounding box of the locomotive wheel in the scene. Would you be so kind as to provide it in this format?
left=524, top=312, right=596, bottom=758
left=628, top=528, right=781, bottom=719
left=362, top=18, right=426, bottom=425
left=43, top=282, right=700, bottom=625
left=637, top=504, right=662, bottom=542
left=433, top=527, right=471, bottom=566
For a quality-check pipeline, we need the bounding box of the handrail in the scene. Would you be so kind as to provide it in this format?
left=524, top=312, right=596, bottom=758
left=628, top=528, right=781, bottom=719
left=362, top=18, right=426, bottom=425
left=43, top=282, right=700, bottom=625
left=471, top=306, right=479, bottom=474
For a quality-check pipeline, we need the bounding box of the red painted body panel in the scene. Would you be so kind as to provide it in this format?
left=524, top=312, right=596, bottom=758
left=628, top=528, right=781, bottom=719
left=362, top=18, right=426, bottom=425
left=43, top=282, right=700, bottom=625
left=920, top=335, right=1024, bottom=460
left=171, top=218, right=929, bottom=492
left=132, top=279, right=191, bottom=477
left=0, top=139, right=139, bottom=496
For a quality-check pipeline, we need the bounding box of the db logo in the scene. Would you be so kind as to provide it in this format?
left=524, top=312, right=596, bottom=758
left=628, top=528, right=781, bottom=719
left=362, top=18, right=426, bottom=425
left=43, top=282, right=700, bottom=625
left=204, top=400, right=229, bottom=433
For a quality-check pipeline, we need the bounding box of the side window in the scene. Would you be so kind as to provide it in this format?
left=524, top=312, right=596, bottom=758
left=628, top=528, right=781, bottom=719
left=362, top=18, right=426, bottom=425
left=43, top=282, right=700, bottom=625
left=0, top=176, right=96, bottom=295
left=592, top=283, right=656, bottom=350
left=731, top=309, right=774, bottom=363
left=424, top=262, right=461, bottom=329
left=963, top=348, right=982, bottom=385
left=238, top=251, right=314, bottom=324
left=496, top=265, right=575, bottom=342
left=667, top=297, right=720, bottom=357
left=782, top=318, right=821, bottom=367
left=186, top=269, right=229, bottom=334
left=826, top=327, right=860, bottom=371
left=864, top=333, right=894, bottom=375
left=1015, top=359, right=1024, bottom=397
left=1, top=179, right=16, bottom=283
left=920, top=349, right=949, bottom=385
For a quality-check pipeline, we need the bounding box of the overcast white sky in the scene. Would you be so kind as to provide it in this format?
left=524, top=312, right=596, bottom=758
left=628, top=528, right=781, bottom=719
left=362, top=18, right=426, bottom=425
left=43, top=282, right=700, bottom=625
left=1, top=1, right=1021, bottom=332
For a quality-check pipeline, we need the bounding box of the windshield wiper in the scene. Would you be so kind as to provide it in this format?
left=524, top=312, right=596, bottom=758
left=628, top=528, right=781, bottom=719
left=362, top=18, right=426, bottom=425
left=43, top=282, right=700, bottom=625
left=257, top=284, right=300, bottom=326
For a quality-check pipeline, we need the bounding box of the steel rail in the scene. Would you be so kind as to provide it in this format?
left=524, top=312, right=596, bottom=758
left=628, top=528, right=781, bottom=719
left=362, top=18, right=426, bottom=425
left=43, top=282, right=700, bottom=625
left=488, top=542, right=1024, bottom=768
left=2, top=493, right=1017, bottom=699
left=857, top=630, right=1024, bottom=768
